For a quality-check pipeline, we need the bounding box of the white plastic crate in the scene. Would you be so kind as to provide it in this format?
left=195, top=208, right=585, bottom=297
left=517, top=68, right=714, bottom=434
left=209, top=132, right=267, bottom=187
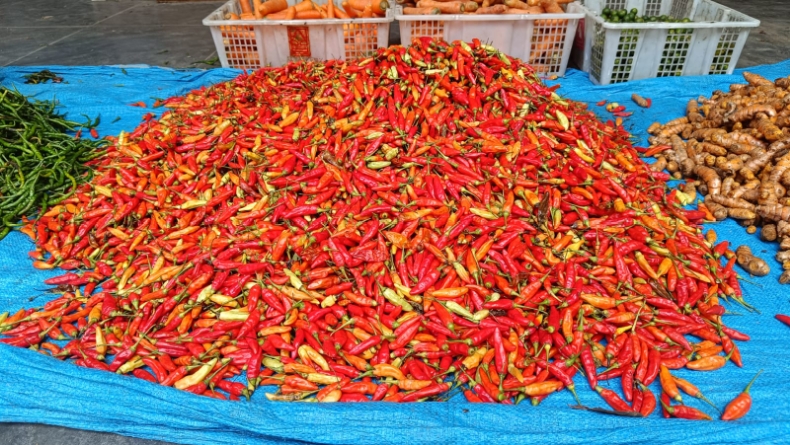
left=203, top=0, right=392, bottom=69
left=570, top=0, right=759, bottom=85
left=394, top=5, right=584, bottom=77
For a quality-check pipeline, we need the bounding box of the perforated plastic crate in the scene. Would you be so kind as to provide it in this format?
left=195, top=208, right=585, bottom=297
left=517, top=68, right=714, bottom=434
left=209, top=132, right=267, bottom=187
left=203, top=0, right=392, bottom=68
left=395, top=5, right=584, bottom=77
left=570, top=0, right=759, bottom=85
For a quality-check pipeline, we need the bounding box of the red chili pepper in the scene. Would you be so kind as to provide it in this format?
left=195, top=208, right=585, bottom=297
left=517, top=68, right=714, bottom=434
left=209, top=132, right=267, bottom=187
left=722, top=370, right=761, bottom=421
left=595, top=386, right=632, bottom=412
left=3, top=40, right=749, bottom=413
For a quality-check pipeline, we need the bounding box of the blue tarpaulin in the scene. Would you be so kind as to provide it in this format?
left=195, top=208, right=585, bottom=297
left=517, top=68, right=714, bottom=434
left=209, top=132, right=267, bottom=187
left=2, top=61, right=790, bottom=444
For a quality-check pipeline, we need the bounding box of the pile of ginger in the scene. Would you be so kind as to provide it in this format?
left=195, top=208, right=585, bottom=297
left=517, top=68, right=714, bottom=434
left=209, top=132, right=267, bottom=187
left=647, top=72, right=790, bottom=283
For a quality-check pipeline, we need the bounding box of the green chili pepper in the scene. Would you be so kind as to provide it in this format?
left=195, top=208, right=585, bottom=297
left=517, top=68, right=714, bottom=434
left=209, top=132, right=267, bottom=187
left=0, top=87, right=106, bottom=239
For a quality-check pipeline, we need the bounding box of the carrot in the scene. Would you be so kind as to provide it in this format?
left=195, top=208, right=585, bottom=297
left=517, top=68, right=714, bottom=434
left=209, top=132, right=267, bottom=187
left=256, top=0, right=289, bottom=16
left=360, top=4, right=373, bottom=16
left=294, top=0, right=316, bottom=12
left=503, top=0, right=535, bottom=10
left=540, top=0, right=563, bottom=13
left=327, top=0, right=336, bottom=18
left=296, top=9, right=323, bottom=17
left=266, top=9, right=290, bottom=18
left=334, top=5, right=350, bottom=17
left=417, top=0, right=464, bottom=12
left=403, top=6, right=441, bottom=13
left=228, top=12, right=241, bottom=19
left=316, top=4, right=329, bottom=17
left=239, top=0, right=254, bottom=15
left=503, top=4, right=541, bottom=12
left=475, top=4, right=506, bottom=12
left=347, top=0, right=389, bottom=15
left=342, top=1, right=361, bottom=16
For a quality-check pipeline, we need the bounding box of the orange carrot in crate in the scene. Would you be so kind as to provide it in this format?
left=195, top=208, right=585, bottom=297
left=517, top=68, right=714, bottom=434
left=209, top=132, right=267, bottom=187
left=342, top=1, right=362, bottom=16
left=268, top=0, right=314, bottom=18
left=334, top=5, right=350, bottom=17
left=239, top=0, right=255, bottom=15
left=475, top=4, right=507, bottom=13
left=265, top=9, right=290, bottom=18
left=296, top=9, right=324, bottom=18
left=540, top=0, right=563, bottom=13
left=294, top=0, right=317, bottom=12
left=503, top=0, right=540, bottom=11
left=403, top=6, right=441, bottom=13
left=503, top=6, right=543, bottom=13
left=360, top=4, right=374, bottom=16
left=416, top=0, right=465, bottom=12
left=348, top=0, right=389, bottom=14
left=256, top=0, right=289, bottom=16
left=327, top=0, right=336, bottom=18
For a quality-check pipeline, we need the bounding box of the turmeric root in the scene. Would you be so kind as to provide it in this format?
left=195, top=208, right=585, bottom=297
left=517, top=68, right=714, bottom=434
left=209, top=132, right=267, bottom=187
left=735, top=245, right=770, bottom=276
left=756, top=203, right=790, bottom=222
left=709, top=194, right=755, bottom=210
left=728, top=208, right=757, bottom=220
left=648, top=75, right=790, bottom=283
left=663, top=116, right=689, bottom=127
left=647, top=122, right=662, bottom=134
left=650, top=156, right=667, bottom=172
left=681, top=182, right=697, bottom=203
left=752, top=117, right=784, bottom=141
left=698, top=142, right=727, bottom=156
left=630, top=94, right=650, bottom=108
left=694, top=165, right=722, bottom=196
left=703, top=197, right=729, bottom=221
left=761, top=224, right=778, bottom=242
left=743, top=72, right=774, bottom=88
left=687, top=100, right=703, bottom=123
left=725, top=104, right=777, bottom=123
left=659, top=123, right=690, bottom=138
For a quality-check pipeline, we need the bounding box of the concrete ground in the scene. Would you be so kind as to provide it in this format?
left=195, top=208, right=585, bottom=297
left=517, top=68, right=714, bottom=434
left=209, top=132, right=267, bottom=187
left=1, top=0, right=788, bottom=444
left=1, top=0, right=788, bottom=68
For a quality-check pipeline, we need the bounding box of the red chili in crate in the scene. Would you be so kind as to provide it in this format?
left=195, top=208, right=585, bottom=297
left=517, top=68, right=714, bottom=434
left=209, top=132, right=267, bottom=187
left=2, top=39, right=752, bottom=412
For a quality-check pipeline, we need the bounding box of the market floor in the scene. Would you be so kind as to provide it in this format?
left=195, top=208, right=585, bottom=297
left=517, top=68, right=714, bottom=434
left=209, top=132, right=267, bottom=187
left=1, top=0, right=790, bottom=444
left=1, top=0, right=789, bottom=68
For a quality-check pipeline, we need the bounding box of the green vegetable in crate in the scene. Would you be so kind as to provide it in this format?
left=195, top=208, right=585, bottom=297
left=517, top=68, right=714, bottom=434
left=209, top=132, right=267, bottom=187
left=601, top=7, right=688, bottom=23
left=0, top=88, right=105, bottom=240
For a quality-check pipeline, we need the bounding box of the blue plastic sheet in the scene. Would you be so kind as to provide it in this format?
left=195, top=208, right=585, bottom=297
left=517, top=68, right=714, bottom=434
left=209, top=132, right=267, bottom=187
left=2, top=61, right=790, bottom=445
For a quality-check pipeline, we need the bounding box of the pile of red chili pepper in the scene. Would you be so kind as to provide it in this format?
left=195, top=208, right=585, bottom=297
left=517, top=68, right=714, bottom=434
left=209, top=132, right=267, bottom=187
left=0, top=38, right=751, bottom=417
